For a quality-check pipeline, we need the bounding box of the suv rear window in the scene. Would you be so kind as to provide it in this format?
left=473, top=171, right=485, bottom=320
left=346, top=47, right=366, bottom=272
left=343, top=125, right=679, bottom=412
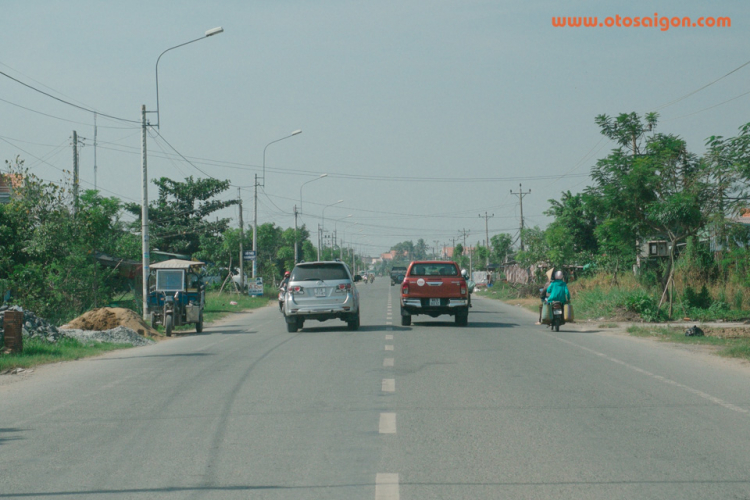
left=291, top=263, right=350, bottom=281
left=409, top=263, right=458, bottom=276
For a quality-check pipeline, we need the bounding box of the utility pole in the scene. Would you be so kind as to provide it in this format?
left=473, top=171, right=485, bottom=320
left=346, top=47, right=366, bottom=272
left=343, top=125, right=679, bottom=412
left=293, top=204, right=299, bottom=263
left=93, top=113, right=98, bottom=191
left=459, top=228, right=470, bottom=248
left=72, top=130, right=79, bottom=214
left=238, top=188, right=244, bottom=292
left=252, top=174, right=258, bottom=279
left=510, top=184, right=531, bottom=251
left=140, top=105, right=150, bottom=321
left=433, top=239, right=440, bottom=259
left=317, top=224, right=322, bottom=261
left=479, top=211, right=494, bottom=266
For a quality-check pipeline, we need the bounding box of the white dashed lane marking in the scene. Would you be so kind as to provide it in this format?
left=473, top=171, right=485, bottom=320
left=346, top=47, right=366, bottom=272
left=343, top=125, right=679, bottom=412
left=375, top=473, right=400, bottom=500
left=386, top=321, right=392, bottom=325
left=383, top=358, right=394, bottom=367
left=385, top=345, right=394, bottom=351
left=385, top=334, right=393, bottom=340
left=379, top=413, right=397, bottom=434
left=382, top=378, right=395, bottom=392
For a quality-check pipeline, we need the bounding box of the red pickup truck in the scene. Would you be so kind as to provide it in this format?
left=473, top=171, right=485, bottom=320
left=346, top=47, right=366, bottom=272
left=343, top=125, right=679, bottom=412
left=400, top=260, right=469, bottom=326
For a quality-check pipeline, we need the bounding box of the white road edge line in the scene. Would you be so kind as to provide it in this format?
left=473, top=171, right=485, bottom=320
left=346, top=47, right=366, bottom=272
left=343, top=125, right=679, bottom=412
left=382, top=378, right=395, bottom=392
left=552, top=335, right=750, bottom=416
left=384, top=357, right=394, bottom=367
left=379, top=413, right=397, bottom=434
left=375, top=473, right=399, bottom=500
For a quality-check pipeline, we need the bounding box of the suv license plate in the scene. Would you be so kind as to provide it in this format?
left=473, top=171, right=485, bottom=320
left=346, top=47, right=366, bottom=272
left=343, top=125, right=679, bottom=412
left=314, top=287, right=327, bottom=297
left=429, top=298, right=441, bottom=306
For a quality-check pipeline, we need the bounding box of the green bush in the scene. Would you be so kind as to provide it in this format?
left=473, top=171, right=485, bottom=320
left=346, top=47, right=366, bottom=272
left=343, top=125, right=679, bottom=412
left=683, top=285, right=712, bottom=309
left=624, top=292, right=664, bottom=322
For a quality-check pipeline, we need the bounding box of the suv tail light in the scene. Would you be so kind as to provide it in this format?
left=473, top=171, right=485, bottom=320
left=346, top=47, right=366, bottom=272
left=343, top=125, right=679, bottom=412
left=402, top=283, right=409, bottom=295
left=335, top=283, right=352, bottom=293
left=291, top=286, right=304, bottom=294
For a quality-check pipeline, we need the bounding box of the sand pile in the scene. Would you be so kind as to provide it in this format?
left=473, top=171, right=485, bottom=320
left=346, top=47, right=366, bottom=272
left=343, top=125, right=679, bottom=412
left=62, top=307, right=160, bottom=338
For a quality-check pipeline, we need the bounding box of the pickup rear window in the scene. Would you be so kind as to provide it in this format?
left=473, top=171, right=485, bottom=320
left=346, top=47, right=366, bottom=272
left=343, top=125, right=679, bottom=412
left=409, top=263, right=458, bottom=276
left=291, top=264, right=350, bottom=281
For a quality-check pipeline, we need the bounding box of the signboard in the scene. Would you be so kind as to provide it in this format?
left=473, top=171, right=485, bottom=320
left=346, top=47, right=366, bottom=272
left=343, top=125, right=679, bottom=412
left=249, top=277, right=264, bottom=297
left=243, top=250, right=256, bottom=261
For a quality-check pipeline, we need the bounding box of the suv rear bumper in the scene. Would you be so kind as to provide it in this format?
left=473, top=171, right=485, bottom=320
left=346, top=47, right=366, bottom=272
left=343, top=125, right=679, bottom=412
left=401, top=298, right=468, bottom=316
left=284, top=294, right=358, bottom=322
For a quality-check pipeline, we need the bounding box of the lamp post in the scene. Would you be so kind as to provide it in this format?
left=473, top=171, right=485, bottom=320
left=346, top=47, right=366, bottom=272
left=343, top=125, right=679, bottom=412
left=141, top=27, right=224, bottom=320
left=333, top=214, right=352, bottom=257
left=295, top=174, right=327, bottom=264
left=155, top=27, right=224, bottom=129
left=253, top=130, right=302, bottom=279
left=319, top=199, right=343, bottom=259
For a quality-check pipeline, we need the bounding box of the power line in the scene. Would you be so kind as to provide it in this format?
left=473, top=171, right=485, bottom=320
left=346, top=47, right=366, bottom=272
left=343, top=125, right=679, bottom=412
left=0, top=95, right=138, bottom=129
left=0, top=70, right=140, bottom=124
left=663, top=88, right=750, bottom=121
left=652, top=57, right=750, bottom=112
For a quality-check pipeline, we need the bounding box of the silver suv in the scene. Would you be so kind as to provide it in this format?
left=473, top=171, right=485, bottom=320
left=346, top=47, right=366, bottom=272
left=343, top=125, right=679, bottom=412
left=282, top=261, right=361, bottom=332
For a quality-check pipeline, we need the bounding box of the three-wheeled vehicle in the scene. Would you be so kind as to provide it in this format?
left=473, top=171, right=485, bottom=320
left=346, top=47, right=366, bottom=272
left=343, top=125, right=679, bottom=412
left=147, top=259, right=206, bottom=336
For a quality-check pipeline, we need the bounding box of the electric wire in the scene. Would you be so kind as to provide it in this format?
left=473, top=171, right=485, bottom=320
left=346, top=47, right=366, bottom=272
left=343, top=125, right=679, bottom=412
left=652, top=57, right=750, bottom=111
left=0, top=70, right=140, bottom=124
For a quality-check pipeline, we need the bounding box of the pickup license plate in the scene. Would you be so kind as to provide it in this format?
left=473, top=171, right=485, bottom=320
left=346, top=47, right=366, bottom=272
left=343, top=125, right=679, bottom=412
left=314, top=287, right=327, bottom=297
left=429, top=298, right=441, bottom=306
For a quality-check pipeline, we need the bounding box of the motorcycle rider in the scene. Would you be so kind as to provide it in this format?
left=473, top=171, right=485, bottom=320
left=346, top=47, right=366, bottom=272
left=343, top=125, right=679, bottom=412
left=278, top=271, right=291, bottom=311
left=546, top=270, right=571, bottom=312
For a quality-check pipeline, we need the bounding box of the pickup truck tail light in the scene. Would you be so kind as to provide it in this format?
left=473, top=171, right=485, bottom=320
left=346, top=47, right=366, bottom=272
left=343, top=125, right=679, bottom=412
left=461, top=285, right=466, bottom=295
left=402, top=283, right=409, bottom=295
left=291, top=286, right=304, bottom=294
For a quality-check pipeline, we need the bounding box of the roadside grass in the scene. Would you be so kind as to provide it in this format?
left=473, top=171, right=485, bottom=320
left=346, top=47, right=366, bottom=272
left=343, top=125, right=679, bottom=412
left=159, top=291, right=273, bottom=333
left=1, top=337, right=132, bottom=372
left=626, top=326, right=750, bottom=361
left=476, top=283, right=540, bottom=313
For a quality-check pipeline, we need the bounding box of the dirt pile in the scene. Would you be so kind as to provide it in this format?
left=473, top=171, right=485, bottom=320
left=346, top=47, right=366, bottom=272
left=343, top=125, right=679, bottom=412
left=62, top=308, right=160, bottom=338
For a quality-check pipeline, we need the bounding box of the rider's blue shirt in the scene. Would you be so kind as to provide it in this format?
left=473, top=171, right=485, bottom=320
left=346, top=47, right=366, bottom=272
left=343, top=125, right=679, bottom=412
left=546, top=280, right=571, bottom=304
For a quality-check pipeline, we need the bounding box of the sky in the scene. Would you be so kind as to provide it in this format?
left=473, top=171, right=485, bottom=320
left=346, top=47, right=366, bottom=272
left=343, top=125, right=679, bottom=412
left=1, top=0, right=749, bottom=257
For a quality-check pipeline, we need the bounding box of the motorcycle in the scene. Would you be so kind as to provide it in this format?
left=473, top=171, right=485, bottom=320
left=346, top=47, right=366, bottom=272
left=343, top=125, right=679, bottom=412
left=278, top=285, right=286, bottom=312
left=368, top=273, right=374, bottom=284
left=550, top=300, right=564, bottom=332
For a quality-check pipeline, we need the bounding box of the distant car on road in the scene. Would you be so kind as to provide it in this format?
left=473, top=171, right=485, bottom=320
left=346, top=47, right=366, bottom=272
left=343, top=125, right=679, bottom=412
left=390, top=266, right=407, bottom=286
left=400, top=260, right=469, bottom=326
left=282, top=261, right=361, bottom=332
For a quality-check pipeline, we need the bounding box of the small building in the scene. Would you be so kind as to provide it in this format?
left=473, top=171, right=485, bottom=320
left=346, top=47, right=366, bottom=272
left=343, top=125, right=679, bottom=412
left=0, top=174, right=23, bottom=204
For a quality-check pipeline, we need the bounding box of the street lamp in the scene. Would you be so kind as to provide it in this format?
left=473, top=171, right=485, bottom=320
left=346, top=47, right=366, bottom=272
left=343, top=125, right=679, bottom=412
left=294, top=174, right=327, bottom=264
left=319, top=199, right=343, bottom=259
left=299, top=174, right=327, bottom=214
left=140, top=27, right=224, bottom=320
left=253, top=129, right=302, bottom=279
left=262, top=129, right=302, bottom=187
left=155, top=27, right=224, bottom=129
left=333, top=214, right=352, bottom=256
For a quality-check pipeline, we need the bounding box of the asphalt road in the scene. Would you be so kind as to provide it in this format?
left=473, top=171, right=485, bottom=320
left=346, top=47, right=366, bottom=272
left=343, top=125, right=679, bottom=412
left=2, top=279, right=750, bottom=499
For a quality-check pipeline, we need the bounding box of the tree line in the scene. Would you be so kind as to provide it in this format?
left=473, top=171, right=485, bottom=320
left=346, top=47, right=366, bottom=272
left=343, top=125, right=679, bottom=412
left=0, top=160, right=336, bottom=323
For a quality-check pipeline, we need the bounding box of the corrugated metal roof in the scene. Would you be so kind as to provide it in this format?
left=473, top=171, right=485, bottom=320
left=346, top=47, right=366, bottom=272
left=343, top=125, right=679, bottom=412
left=150, top=259, right=205, bottom=269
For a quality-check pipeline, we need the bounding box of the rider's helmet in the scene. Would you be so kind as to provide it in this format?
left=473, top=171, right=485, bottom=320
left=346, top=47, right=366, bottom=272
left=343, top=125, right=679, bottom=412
left=461, top=269, right=469, bottom=279
left=554, top=270, right=564, bottom=281
left=284, top=271, right=291, bottom=277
